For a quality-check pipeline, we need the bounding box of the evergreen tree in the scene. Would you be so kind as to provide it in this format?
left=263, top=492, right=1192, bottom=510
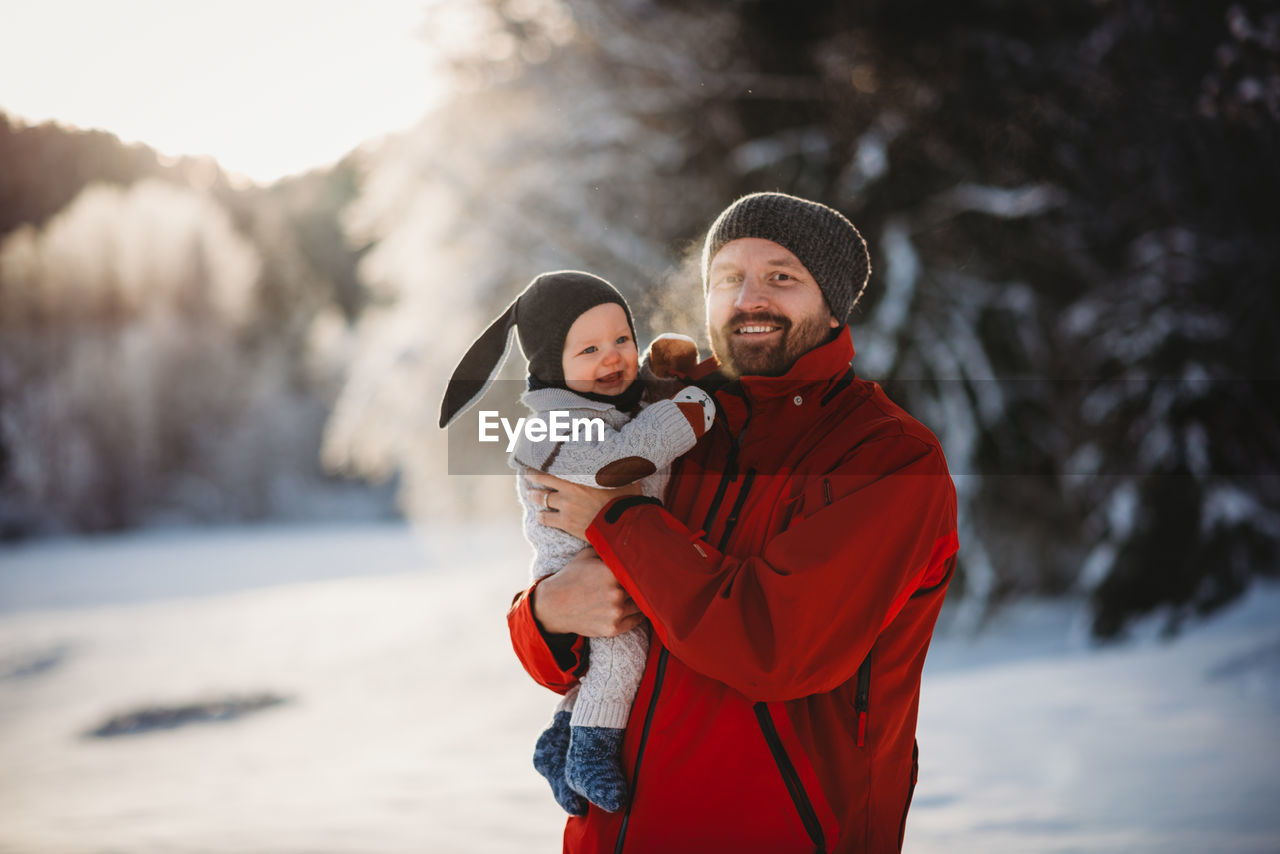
left=334, top=0, right=1279, bottom=635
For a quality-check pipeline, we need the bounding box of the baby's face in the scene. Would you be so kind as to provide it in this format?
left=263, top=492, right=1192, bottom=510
left=561, top=302, right=639, bottom=396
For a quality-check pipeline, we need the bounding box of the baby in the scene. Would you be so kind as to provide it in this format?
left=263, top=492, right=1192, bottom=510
left=439, top=271, right=714, bottom=815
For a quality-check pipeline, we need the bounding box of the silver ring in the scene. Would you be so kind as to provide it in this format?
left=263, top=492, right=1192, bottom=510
left=539, top=491, right=551, bottom=511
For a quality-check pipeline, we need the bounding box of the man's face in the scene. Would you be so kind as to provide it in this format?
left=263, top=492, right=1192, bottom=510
left=706, top=238, right=840, bottom=378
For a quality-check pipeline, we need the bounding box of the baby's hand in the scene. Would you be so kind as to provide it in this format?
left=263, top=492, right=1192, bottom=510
left=672, top=387, right=716, bottom=437
left=646, top=333, right=699, bottom=378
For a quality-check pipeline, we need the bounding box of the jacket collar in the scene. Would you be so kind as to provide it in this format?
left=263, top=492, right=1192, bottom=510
left=695, top=327, right=856, bottom=404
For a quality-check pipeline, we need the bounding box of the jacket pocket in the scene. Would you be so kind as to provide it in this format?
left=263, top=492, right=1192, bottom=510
left=852, top=654, right=871, bottom=748
left=754, top=702, right=832, bottom=853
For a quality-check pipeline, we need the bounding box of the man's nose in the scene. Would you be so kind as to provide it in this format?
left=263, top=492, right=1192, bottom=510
left=734, top=272, right=770, bottom=311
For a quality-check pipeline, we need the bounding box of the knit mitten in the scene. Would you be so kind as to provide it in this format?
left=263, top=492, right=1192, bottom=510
left=672, top=387, right=716, bottom=436
left=533, top=711, right=588, bottom=816
left=565, top=724, right=628, bottom=813
left=646, top=333, right=699, bottom=378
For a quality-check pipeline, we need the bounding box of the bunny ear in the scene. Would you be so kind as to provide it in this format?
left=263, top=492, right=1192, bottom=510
left=438, top=300, right=518, bottom=428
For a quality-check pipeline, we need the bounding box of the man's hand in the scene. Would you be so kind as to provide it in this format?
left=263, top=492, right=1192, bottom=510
left=525, top=471, right=641, bottom=540
left=533, top=548, right=645, bottom=638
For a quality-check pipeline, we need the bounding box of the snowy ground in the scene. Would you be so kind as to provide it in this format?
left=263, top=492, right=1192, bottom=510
left=1, top=522, right=1277, bottom=853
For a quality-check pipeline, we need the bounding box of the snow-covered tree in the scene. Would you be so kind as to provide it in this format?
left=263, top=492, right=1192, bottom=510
left=324, top=0, right=739, bottom=518
left=0, top=180, right=332, bottom=531
left=327, top=0, right=1279, bottom=634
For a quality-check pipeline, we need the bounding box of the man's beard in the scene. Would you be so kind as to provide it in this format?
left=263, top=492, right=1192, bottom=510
left=709, top=310, right=835, bottom=378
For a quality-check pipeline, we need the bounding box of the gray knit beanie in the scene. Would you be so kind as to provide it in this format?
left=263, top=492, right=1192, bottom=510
left=702, top=192, right=870, bottom=322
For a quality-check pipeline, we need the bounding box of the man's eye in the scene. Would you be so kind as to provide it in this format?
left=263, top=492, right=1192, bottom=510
left=775, top=272, right=793, bottom=281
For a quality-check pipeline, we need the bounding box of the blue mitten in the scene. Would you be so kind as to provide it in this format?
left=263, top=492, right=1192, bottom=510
left=533, top=711, right=587, bottom=816
left=565, top=725, right=628, bottom=813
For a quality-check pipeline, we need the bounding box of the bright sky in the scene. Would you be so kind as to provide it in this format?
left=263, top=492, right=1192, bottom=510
left=0, top=0, right=441, bottom=184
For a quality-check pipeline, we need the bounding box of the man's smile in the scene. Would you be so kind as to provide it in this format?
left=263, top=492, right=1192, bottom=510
left=734, top=324, right=782, bottom=337
left=730, top=313, right=789, bottom=343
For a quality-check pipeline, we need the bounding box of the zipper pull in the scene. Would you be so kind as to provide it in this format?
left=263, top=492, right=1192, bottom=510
left=689, top=530, right=708, bottom=558
left=854, top=656, right=871, bottom=748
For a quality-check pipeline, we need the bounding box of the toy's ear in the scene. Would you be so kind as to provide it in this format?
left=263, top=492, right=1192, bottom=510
left=438, top=300, right=518, bottom=429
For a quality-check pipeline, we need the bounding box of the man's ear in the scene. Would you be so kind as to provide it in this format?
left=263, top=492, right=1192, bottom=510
left=828, top=313, right=840, bottom=329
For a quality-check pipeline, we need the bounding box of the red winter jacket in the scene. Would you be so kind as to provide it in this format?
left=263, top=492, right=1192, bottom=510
left=508, top=331, right=957, bottom=853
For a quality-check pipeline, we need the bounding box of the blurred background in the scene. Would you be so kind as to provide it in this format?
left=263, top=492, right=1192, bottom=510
left=3, top=0, right=1277, bottom=635
left=1, top=1, right=1279, bottom=851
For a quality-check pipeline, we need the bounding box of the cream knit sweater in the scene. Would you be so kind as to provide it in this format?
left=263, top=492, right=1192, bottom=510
left=511, top=385, right=700, bottom=729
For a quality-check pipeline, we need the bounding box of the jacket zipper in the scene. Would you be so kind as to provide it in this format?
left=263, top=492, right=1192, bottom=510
left=717, top=468, right=756, bottom=552
left=819, top=367, right=855, bottom=407
left=754, top=703, right=827, bottom=853
left=699, top=447, right=737, bottom=537
left=613, top=646, right=669, bottom=854
left=728, top=395, right=823, bottom=848
left=698, top=392, right=751, bottom=536
left=854, top=655, right=871, bottom=747
left=819, top=478, right=872, bottom=748
left=616, top=390, right=753, bottom=852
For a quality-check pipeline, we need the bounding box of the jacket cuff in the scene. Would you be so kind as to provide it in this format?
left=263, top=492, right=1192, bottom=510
left=507, top=576, right=586, bottom=692
left=596, top=494, right=663, bottom=528
left=584, top=494, right=671, bottom=648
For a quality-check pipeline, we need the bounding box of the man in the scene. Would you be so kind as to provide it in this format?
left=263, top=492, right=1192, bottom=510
left=510, top=192, right=958, bottom=853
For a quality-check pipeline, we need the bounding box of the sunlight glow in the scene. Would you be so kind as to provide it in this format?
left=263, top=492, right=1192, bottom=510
left=0, top=0, right=440, bottom=184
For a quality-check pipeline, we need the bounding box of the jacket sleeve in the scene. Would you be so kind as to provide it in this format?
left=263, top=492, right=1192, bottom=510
left=506, top=575, right=586, bottom=695
left=585, top=435, right=958, bottom=702
left=515, top=400, right=699, bottom=488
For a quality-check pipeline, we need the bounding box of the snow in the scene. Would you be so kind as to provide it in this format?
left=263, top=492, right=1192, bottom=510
left=729, top=127, right=830, bottom=174
left=930, top=183, right=1068, bottom=219
left=856, top=216, right=918, bottom=379
left=1, top=523, right=1278, bottom=853
left=917, top=591, right=1280, bottom=853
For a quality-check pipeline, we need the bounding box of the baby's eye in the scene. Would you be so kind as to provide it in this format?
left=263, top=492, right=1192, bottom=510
left=581, top=345, right=597, bottom=355
left=616, top=335, right=631, bottom=346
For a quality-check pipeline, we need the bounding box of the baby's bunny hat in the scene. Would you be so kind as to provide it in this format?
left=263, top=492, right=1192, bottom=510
left=438, top=270, right=636, bottom=428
